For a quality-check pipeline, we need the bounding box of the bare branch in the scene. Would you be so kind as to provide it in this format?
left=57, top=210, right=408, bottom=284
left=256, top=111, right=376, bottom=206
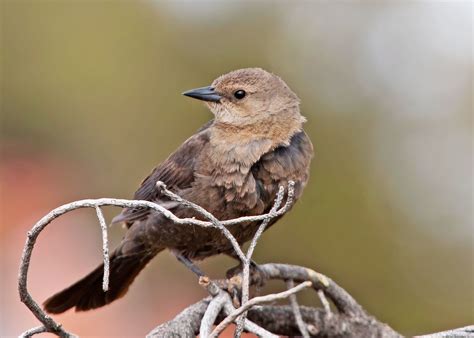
left=220, top=292, right=278, bottom=338
left=244, top=304, right=400, bottom=337
left=157, top=181, right=246, bottom=262
left=18, top=183, right=291, bottom=337
left=199, top=292, right=227, bottom=337
left=146, top=297, right=211, bottom=337
left=147, top=296, right=278, bottom=338
left=147, top=260, right=471, bottom=338
left=415, top=326, right=474, bottom=338
left=148, top=262, right=405, bottom=338
left=18, top=205, right=81, bottom=337
left=148, top=299, right=403, bottom=338
left=157, top=181, right=295, bottom=337
left=19, top=326, right=48, bottom=338
left=318, top=289, right=332, bottom=318
left=94, top=206, right=110, bottom=292
left=210, top=281, right=312, bottom=337
left=19, top=184, right=468, bottom=338
left=198, top=276, right=277, bottom=337
left=246, top=182, right=294, bottom=261
left=258, top=263, right=365, bottom=317
left=287, top=279, right=310, bottom=338
left=235, top=181, right=294, bottom=336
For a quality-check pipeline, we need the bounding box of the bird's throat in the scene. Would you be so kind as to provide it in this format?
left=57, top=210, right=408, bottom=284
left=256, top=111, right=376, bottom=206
left=209, top=113, right=305, bottom=168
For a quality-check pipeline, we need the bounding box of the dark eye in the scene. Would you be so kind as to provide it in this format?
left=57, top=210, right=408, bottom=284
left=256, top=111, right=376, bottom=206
left=233, top=90, right=246, bottom=100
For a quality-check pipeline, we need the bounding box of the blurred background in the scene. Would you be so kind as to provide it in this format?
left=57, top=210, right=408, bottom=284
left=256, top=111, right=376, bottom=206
left=1, top=1, right=472, bottom=337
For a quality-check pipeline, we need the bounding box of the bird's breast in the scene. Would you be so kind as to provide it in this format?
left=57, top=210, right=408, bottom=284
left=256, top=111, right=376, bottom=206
left=162, top=130, right=313, bottom=260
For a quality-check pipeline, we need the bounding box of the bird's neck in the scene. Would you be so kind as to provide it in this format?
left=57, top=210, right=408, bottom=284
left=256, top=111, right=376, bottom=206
left=209, top=110, right=305, bottom=168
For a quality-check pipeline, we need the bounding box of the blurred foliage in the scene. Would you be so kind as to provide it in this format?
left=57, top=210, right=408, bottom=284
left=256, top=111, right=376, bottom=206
left=1, top=1, right=472, bottom=336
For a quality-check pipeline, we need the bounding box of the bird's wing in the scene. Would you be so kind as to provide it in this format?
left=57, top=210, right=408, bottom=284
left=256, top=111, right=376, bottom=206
left=111, top=121, right=212, bottom=226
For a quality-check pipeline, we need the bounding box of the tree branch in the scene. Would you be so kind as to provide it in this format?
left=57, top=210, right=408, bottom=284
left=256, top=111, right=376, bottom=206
left=415, top=326, right=474, bottom=338
left=18, top=182, right=293, bottom=337
left=18, top=182, right=472, bottom=337
left=210, top=280, right=312, bottom=337
left=287, top=279, right=310, bottom=338
left=147, top=298, right=403, bottom=337
left=200, top=292, right=227, bottom=337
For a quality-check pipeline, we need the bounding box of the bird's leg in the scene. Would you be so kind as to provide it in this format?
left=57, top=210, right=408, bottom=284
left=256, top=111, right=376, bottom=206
left=172, top=251, right=205, bottom=277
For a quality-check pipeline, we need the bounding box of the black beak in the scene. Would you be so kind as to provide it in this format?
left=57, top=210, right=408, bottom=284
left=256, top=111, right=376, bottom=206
left=182, top=86, right=222, bottom=103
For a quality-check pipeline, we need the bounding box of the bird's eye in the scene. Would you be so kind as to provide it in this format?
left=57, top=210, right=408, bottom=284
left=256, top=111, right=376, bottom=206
left=233, top=90, right=246, bottom=100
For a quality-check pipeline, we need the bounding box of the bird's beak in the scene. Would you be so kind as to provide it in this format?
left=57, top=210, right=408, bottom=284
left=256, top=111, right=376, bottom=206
left=182, top=86, right=222, bottom=103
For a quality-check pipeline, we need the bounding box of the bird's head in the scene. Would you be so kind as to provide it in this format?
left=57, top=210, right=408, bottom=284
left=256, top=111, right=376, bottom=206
left=183, top=68, right=304, bottom=128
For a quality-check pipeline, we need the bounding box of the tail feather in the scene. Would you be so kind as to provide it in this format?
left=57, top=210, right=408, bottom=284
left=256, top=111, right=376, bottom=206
left=44, top=249, right=160, bottom=314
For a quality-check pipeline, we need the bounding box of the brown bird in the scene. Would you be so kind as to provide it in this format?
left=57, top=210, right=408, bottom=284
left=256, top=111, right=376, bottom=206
left=44, top=68, right=314, bottom=314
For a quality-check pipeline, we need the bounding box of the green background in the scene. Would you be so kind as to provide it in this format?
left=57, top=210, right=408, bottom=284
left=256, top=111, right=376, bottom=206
left=1, top=1, right=472, bottom=337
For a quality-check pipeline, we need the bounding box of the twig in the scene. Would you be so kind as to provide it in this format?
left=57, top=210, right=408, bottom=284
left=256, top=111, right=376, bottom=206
left=200, top=292, right=227, bottom=337
left=246, top=182, right=294, bottom=261
left=318, top=289, right=332, bottom=318
left=157, top=181, right=246, bottom=262
left=19, top=326, right=48, bottom=338
left=235, top=181, right=294, bottom=336
left=19, top=184, right=466, bottom=338
left=146, top=297, right=213, bottom=337
left=415, top=325, right=474, bottom=337
left=18, top=184, right=290, bottom=337
left=258, top=263, right=365, bottom=317
left=220, top=294, right=279, bottom=338
left=19, top=197, right=291, bottom=231
left=287, top=279, right=310, bottom=338
left=148, top=300, right=404, bottom=338
left=198, top=276, right=277, bottom=337
left=94, top=206, right=110, bottom=292
left=18, top=206, right=81, bottom=337
left=158, top=180, right=294, bottom=337
left=210, top=281, right=312, bottom=337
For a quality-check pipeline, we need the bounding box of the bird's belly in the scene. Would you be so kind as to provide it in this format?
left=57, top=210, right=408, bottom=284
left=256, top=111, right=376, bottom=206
left=153, top=168, right=295, bottom=260
left=157, top=218, right=262, bottom=260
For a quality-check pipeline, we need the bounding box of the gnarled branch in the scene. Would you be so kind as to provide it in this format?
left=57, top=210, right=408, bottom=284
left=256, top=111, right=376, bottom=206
left=18, top=182, right=472, bottom=337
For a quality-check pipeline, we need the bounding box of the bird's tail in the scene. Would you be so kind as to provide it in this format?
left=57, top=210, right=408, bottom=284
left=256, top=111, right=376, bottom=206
left=43, top=246, right=163, bottom=314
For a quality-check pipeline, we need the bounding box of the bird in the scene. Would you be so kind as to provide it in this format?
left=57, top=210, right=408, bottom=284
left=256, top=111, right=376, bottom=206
left=43, top=67, right=314, bottom=314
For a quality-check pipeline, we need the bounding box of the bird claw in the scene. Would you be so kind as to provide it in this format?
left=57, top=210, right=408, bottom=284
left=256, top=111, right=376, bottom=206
left=227, top=275, right=242, bottom=308
left=249, top=260, right=267, bottom=287
left=225, top=260, right=267, bottom=305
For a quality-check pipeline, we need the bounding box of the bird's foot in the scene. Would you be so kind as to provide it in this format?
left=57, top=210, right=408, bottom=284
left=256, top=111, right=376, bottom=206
left=225, top=260, right=267, bottom=306
left=226, top=260, right=267, bottom=286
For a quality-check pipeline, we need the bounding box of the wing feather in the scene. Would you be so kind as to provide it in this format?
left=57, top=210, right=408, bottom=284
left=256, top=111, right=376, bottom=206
left=111, top=121, right=212, bottom=226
